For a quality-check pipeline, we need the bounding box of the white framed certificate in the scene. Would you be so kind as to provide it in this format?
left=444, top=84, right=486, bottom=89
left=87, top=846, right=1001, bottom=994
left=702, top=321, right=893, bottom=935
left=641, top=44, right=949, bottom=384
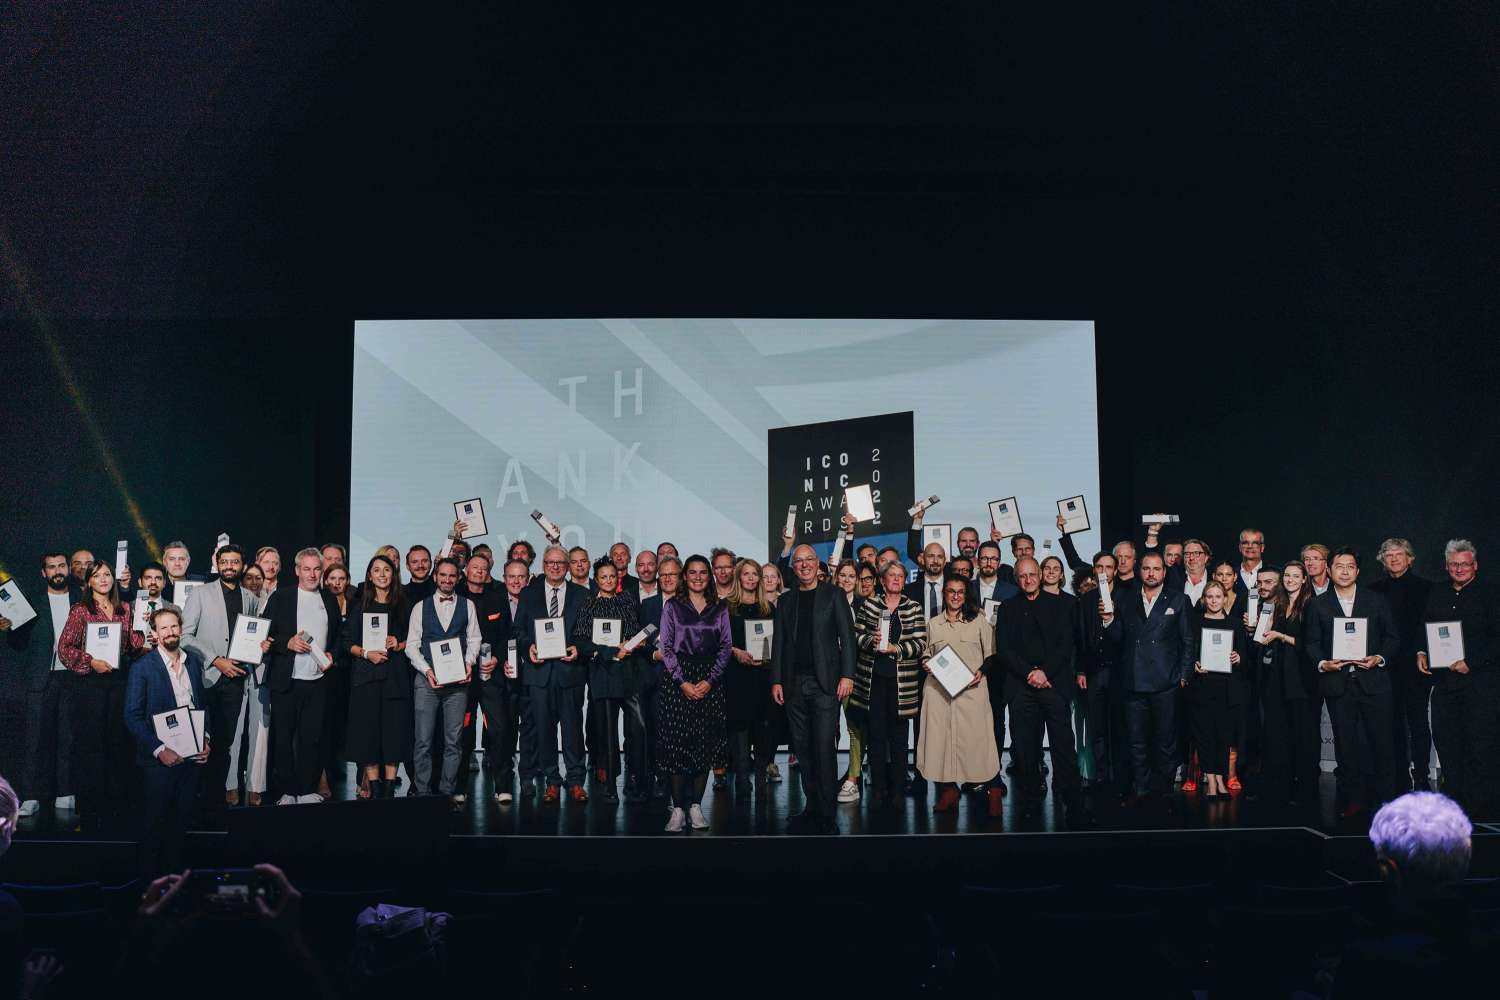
left=430, top=638, right=466, bottom=685
left=1425, top=621, right=1464, bottom=669
left=982, top=598, right=1000, bottom=627
left=1056, top=496, right=1090, bottom=534
left=745, top=618, right=773, bottom=661
left=921, top=523, right=953, bottom=557
left=86, top=621, right=122, bottom=670
left=845, top=484, right=876, bottom=522
left=453, top=498, right=487, bottom=538
left=1098, top=577, right=1114, bottom=615
left=174, top=580, right=204, bottom=609
left=0, top=579, right=37, bottom=630
left=228, top=615, right=271, bottom=665
left=988, top=497, right=1022, bottom=537
left=1252, top=606, right=1274, bottom=644
left=154, top=708, right=201, bottom=758
left=362, top=613, right=388, bottom=655
left=1199, top=628, right=1233, bottom=673
left=114, top=540, right=129, bottom=578
left=927, top=643, right=977, bottom=699
left=1332, top=617, right=1368, bottom=661
left=535, top=616, right=567, bottom=659
left=592, top=617, right=621, bottom=646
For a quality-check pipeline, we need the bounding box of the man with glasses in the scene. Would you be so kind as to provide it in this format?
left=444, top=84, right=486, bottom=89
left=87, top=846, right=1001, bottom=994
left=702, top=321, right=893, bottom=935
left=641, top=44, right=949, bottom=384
left=1372, top=538, right=1435, bottom=791
left=513, top=545, right=590, bottom=802
left=1234, top=529, right=1269, bottom=608
left=637, top=557, right=681, bottom=800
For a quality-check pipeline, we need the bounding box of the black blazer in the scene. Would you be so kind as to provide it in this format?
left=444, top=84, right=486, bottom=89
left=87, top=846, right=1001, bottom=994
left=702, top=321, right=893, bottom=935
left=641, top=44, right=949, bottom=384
left=904, top=576, right=947, bottom=621
left=262, top=585, right=344, bottom=694
left=994, top=590, right=1076, bottom=689
left=512, top=579, right=591, bottom=688
left=769, top=581, right=856, bottom=696
left=4, top=581, right=80, bottom=692
left=1305, top=587, right=1400, bottom=697
left=1103, top=586, right=1194, bottom=693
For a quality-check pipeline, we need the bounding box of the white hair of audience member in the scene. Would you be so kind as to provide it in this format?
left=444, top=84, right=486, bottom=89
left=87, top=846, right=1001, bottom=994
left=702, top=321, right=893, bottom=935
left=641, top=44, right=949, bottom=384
left=0, top=775, right=18, bottom=856
left=1444, top=538, right=1477, bottom=560
left=1376, top=537, right=1415, bottom=561
left=1368, top=792, right=1472, bottom=900
left=294, top=546, right=323, bottom=565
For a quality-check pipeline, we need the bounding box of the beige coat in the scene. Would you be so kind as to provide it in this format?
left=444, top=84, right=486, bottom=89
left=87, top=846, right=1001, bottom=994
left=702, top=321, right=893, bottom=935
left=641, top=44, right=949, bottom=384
left=916, top=612, right=1000, bottom=783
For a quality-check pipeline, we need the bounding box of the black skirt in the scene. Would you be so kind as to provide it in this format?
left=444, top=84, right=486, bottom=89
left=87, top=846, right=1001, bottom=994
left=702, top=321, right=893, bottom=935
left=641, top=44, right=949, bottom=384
left=656, top=654, right=728, bottom=774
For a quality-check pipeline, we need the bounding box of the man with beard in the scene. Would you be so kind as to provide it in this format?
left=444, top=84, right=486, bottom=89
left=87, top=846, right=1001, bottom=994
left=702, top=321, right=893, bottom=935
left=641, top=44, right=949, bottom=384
left=125, top=605, right=210, bottom=876
left=1, top=554, right=81, bottom=823
left=255, top=547, right=282, bottom=600
left=711, top=548, right=737, bottom=601
left=405, top=544, right=434, bottom=601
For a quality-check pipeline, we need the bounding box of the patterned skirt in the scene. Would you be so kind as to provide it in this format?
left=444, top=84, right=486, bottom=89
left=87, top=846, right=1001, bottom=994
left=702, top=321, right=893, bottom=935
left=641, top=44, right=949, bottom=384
left=656, top=654, right=728, bottom=775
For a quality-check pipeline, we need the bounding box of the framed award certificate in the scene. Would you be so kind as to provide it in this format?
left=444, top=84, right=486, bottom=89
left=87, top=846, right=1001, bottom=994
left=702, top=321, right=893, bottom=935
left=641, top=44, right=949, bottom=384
left=362, top=613, right=388, bottom=655
left=745, top=618, right=773, bottom=661
left=453, top=497, right=487, bottom=538
left=1332, top=617, right=1368, bottom=661
left=174, top=580, right=204, bottom=610
left=1056, top=496, right=1090, bottom=534
left=845, top=484, right=876, bottom=522
left=1425, top=621, right=1464, bottom=668
left=86, top=621, right=122, bottom=670
left=535, top=616, right=567, bottom=660
left=153, top=708, right=201, bottom=758
left=927, top=644, right=977, bottom=699
left=0, top=579, right=37, bottom=630
left=430, top=638, right=466, bottom=685
left=1199, top=628, right=1232, bottom=673
left=228, top=615, right=271, bottom=665
left=592, top=617, right=621, bottom=646
left=988, top=497, right=1022, bottom=537
left=1252, top=606, right=1274, bottom=644
left=921, top=523, right=953, bottom=557
left=982, top=598, right=1000, bottom=626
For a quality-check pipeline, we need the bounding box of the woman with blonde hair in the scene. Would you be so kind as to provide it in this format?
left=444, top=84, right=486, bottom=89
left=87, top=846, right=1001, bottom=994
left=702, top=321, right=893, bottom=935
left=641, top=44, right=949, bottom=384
left=726, top=558, right=775, bottom=790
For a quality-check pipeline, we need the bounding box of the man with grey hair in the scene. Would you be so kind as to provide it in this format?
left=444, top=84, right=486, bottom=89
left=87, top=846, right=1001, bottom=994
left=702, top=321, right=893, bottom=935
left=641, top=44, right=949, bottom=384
left=1369, top=791, right=1472, bottom=901
left=1372, top=536, right=1435, bottom=792
left=161, top=540, right=206, bottom=589
left=1418, top=539, right=1498, bottom=818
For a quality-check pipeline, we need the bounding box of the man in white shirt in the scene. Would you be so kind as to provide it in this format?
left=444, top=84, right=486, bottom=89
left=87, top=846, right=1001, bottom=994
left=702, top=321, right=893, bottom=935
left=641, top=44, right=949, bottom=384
left=1237, top=529, right=1267, bottom=594
left=906, top=542, right=949, bottom=621
left=406, top=557, right=479, bottom=806
left=1179, top=539, right=1211, bottom=605
left=262, top=548, right=341, bottom=804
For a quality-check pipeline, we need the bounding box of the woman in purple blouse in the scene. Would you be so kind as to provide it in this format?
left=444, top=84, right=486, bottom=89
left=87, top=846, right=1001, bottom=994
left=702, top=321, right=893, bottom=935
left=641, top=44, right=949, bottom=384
left=656, top=554, right=732, bottom=832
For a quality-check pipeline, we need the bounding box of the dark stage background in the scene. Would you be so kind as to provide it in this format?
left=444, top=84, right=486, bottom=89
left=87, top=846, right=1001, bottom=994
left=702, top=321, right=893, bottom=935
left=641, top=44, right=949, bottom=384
left=1, top=4, right=1494, bottom=604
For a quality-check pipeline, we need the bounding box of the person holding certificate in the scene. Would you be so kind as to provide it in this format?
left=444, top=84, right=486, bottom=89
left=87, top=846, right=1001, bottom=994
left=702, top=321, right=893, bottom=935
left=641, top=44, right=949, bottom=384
left=346, top=554, right=412, bottom=801
left=919, top=573, right=998, bottom=815
left=573, top=558, right=641, bottom=803
left=403, top=557, right=479, bottom=808
left=1371, top=538, right=1436, bottom=792
left=656, top=555, right=732, bottom=832
left=57, top=559, right=144, bottom=835
left=725, top=559, right=774, bottom=794
left=1418, top=539, right=1497, bottom=818
left=852, top=561, right=928, bottom=812
left=638, top=557, right=682, bottom=800
left=1186, top=583, right=1248, bottom=800
left=512, top=546, right=591, bottom=802
left=1254, top=562, right=1321, bottom=814
left=832, top=560, right=867, bottom=803
left=1306, top=547, right=1401, bottom=819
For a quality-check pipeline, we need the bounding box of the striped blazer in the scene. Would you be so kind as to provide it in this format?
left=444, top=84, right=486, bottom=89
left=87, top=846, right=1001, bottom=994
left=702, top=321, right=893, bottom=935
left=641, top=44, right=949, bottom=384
left=850, top=595, right=928, bottom=717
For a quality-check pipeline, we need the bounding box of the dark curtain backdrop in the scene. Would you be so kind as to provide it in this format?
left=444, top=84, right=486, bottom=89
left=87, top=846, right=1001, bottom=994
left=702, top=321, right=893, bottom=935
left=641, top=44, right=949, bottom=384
left=1, top=4, right=1493, bottom=590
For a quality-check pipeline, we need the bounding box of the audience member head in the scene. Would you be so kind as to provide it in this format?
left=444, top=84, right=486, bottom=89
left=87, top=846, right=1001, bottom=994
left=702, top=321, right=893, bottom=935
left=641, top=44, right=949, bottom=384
left=1212, top=560, right=1237, bottom=597
left=1093, top=551, right=1117, bottom=583
left=1010, top=533, right=1035, bottom=562
left=322, top=563, right=349, bottom=598
left=942, top=569, right=978, bottom=618
left=540, top=546, right=568, bottom=585
left=790, top=545, right=820, bottom=590
left=655, top=541, right=679, bottom=563
left=1330, top=546, right=1360, bottom=588
left=1369, top=792, right=1472, bottom=907
left=361, top=554, right=404, bottom=611
left=1072, top=566, right=1097, bottom=594
left=1277, top=561, right=1310, bottom=620
left=319, top=543, right=347, bottom=571
left=1040, top=555, right=1064, bottom=591
left=857, top=543, right=877, bottom=568
left=1375, top=537, right=1414, bottom=578
left=448, top=539, right=469, bottom=565
left=976, top=540, right=1002, bottom=580
left=41, top=552, right=68, bottom=591
left=405, top=544, right=432, bottom=583
left=658, top=557, right=682, bottom=598
left=1256, top=566, right=1281, bottom=600
left=834, top=560, right=859, bottom=598
left=1299, top=543, right=1330, bottom=584
left=880, top=559, right=907, bottom=598
left=949, top=555, right=973, bottom=580
left=877, top=546, right=903, bottom=571
left=567, top=546, right=591, bottom=584
left=464, top=552, right=491, bottom=591
left=216, top=543, right=245, bottom=584
left=83, top=560, right=121, bottom=614
left=432, top=557, right=460, bottom=595
left=1015, top=557, right=1042, bottom=596
left=955, top=526, right=980, bottom=556
left=710, top=547, right=737, bottom=593
left=241, top=563, right=265, bottom=595
left=1237, top=528, right=1265, bottom=567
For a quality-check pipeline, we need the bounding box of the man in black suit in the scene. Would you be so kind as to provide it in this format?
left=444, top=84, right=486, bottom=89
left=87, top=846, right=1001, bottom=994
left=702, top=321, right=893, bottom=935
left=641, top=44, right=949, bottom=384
left=1371, top=537, right=1436, bottom=792
left=455, top=552, right=508, bottom=797
left=512, top=545, right=592, bottom=803
left=1, top=554, right=81, bottom=825
left=771, top=544, right=856, bottom=834
left=608, top=542, right=640, bottom=598
left=1103, top=551, right=1193, bottom=803
left=1306, top=546, right=1401, bottom=818
left=480, top=558, right=537, bottom=804
left=635, top=557, right=679, bottom=800
left=996, top=558, right=1084, bottom=825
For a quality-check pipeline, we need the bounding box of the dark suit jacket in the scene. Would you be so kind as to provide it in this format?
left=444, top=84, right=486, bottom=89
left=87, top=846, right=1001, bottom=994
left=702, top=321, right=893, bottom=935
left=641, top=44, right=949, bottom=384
left=512, top=579, right=591, bottom=688
left=4, top=582, right=80, bottom=692
left=1103, top=585, right=1194, bottom=693
left=904, top=576, right=948, bottom=621
left=995, top=590, right=1076, bottom=688
left=770, top=581, right=856, bottom=696
left=1305, top=586, right=1400, bottom=697
left=261, top=585, right=344, bottom=693
left=970, top=576, right=1020, bottom=609
left=124, top=647, right=207, bottom=766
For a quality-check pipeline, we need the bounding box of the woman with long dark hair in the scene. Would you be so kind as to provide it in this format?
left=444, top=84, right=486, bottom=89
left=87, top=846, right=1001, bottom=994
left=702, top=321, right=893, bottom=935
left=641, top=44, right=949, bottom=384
left=574, top=558, right=641, bottom=804
left=346, top=555, right=412, bottom=799
left=318, top=563, right=352, bottom=800
left=920, top=571, right=998, bottom=814
left=1257, top=561, right=1319, bottom=812
left=656, top=554, right=732, bottom=831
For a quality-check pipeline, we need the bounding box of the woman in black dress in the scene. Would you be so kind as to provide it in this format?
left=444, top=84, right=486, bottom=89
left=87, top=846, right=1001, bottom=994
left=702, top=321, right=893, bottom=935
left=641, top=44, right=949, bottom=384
left=1188, top=581, right=1249, bottom=799
left=656, top=554, right=732, bottom=832
left=1256, top=561, right=1319, bottom=813
left=345, top=555, right=412, bottom=799
left=726, top=558, right=773, bottom=792
left=574, top=558, right=641, bottom=804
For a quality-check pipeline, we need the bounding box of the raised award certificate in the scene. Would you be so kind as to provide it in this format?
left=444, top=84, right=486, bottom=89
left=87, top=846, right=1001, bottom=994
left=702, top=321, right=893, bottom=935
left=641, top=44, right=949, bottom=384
left=988, top=498, right=1022, bottom=537
left=535, top=616, right=567, bottom=659
left=745, top=619, right=773, bottom=661
left=922, top=523, right=953, bottom=557
left=1332, top=617, right=1368, bottom=661
left=430, top=638, right=467, bottom=685
left=86, top=621, right=122, bottom=670
left=453, top=498, right=487, bottom=538
left=1199, top=628, right=1233, bottom=673
left=592, top=617, right=621, bottom=646
left=0, top=579, right=37, bottom=630
left=927, top=644, right=977, bottom=699
left=174, top=580, right=204, bottom=610
left=1425, top=621, right=1464, bottom=669
left=228, top=615, right=271, bottom=665
left=1056, top=496, right=1090, bottom=534
left=845, top=484, right=876, bottom=522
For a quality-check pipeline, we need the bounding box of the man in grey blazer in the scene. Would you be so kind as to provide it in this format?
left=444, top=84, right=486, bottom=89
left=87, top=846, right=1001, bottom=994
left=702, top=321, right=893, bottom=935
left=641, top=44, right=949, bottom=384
left=181, top=544, right=266, bottom=822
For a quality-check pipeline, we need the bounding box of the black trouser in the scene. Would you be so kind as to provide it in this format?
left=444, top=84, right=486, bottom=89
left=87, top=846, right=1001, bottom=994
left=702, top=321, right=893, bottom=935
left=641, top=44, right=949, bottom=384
left=784, top=674, right=839, bottom=821
left=589, top=695, right=623, bottom=782
left=1123, top=686, right=1178, bottom=798
left=139, top=761, right=199, bottom=877
left=201, top=674, right=246, bottom=817
left=1188, top=683, right=1233, bottom=777
left=987, top=667, right=1009, bottom=783
left=271, top=679, right=328, bottom=797
left=1086, top=667, right=1126, bottom=790
left=20, top=673, right=76, bottom=804
left=1260, top=695, right=1320, bottom=808
left=865, top=674, right=906, bottom=801
left=528, top=683, right=585, bottom=787
left=1391, top=661, right=1434, bottom=785
left=1333, top=682, right=1397, bottom=810
left=1432, top=680, right=1500, bottom=820
left=1007, top=676, right=1082, bottom=812
left=473, top=674, right=521, bottom=786
left=620, top=690, right=651, bottom=782
left=73, top=672, right=133, bottom=833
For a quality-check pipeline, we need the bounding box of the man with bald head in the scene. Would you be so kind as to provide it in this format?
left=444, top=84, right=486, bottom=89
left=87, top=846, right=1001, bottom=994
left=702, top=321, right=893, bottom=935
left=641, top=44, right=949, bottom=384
left=771, top=544, right=857, bottom=834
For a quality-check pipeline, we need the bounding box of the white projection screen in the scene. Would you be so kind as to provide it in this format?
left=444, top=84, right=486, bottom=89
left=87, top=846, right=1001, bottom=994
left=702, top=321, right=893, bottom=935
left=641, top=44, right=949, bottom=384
left=350, top=319, right=1100, bottom=574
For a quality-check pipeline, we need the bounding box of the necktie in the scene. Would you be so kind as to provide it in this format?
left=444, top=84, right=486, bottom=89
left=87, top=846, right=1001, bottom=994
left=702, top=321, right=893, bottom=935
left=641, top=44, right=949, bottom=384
left=928, top=582, right=939, bottom=619
left=549, top=588, right=559, bottom=617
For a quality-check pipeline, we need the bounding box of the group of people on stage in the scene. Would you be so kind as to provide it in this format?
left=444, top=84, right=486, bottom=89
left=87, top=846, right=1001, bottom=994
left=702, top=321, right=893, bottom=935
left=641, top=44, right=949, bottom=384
left=1, top=501, right=1494, bottom=861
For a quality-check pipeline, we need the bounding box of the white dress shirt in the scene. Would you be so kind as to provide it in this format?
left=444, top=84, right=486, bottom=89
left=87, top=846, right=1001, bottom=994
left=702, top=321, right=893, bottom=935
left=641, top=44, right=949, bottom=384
left=1337, top=588, right=1356, bottom=618
left=1141, top=586, right=1163, bottom=617
left=153, top=647, right=198, bottom=759
left=637, top=582, right=658, bottom=600
left=292, top=587, right=329, bottom=681
left=48, top=591, right=71, bottom=671
left=1239, top=562, right=1262, bottom=593
left=1182, top=572, right=1207, bottom=606
left=405, top=592, right=482, bottom=674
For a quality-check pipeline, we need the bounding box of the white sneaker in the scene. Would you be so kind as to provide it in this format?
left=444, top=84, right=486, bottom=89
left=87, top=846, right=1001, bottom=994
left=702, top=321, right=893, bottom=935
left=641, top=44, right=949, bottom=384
left=277, top=794, right=298, bottom=805
left=665, top=807, right=686, bottom=833
left=837, top=779, right=861, bottom=803
left=688, top=804, right=709, bottom=830
left=18, top=800, right=39, bottom=817
left=495, top=790, right=514, bottom=805
left=296, top=793, right=322, bottom=804
left=54, top=795, right=75, bottom=810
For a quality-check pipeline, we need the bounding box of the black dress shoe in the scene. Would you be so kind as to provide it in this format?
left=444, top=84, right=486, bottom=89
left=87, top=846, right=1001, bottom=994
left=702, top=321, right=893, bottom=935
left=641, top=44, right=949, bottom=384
left=602, top=787, right=620, bottom=804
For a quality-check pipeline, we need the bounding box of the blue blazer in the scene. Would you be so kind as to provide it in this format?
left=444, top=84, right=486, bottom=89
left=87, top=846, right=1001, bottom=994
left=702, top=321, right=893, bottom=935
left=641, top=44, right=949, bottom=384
left=125, top=647, right=207, bottom=766
left=1104, top=586, right=1194, bottom=693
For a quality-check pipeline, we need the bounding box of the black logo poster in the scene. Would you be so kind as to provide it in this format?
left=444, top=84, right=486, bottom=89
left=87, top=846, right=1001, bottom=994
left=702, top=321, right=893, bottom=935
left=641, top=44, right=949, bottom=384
left=767, top=411, right=915, bottom=564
